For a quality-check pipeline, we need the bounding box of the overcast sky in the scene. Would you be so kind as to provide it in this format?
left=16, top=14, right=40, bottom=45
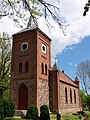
left=0, top=0, right=90, bottom=56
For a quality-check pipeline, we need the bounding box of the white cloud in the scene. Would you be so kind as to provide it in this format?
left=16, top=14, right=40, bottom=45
left=69, top=63, right=73, bottom=66
left=75, top=64, right=77, bottom=67
left=0, top=0, right=90, bottom=61
left=69, top=63, right=77, bottom=67
left=38, top=0, right=90, bottom=59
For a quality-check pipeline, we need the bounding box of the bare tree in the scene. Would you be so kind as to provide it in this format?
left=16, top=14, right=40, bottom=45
left=76, top=61, right=90, bottom=95
left=83, top=0, right=90, bottom=16
left=0, top=0, right=66, bottom=34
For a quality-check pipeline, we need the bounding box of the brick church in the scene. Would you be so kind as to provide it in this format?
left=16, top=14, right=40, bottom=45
left=10, top=25, right=82, bottom=114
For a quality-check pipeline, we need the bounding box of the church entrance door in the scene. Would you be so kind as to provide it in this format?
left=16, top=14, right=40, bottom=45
left=18, top=83, right=28, bottom=110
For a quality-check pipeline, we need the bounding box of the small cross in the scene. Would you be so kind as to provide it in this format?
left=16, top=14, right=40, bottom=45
left=54, top=56, right=57, bottom=63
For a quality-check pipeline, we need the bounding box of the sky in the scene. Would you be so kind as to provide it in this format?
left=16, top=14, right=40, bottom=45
left=0, top=0, right=90, bottom=80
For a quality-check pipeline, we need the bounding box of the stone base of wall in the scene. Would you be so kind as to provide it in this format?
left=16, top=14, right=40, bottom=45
left=38, top=79, right=49, bottom=108
left=60, top=107, right=82, bottom=114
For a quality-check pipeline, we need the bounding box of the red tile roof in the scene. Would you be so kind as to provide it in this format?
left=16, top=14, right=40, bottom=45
left=60, top=72, right=78, bottom=87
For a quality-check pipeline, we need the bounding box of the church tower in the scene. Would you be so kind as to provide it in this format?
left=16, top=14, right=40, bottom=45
left=10, top=26, right=51, bottom=110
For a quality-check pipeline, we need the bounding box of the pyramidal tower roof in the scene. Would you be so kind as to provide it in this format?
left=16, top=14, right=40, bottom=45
left=75, top=76, right=79, bottom=81
left=14, top=17, right=38, bottom=35
left=27, top=16, right=38, bottom=28
left=52, top=61, right=58, bottom=71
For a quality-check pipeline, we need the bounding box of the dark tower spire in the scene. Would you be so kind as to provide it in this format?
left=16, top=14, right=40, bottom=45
left=52, top=57, right=58, bottom=71
left=75, top=76, right=79, bottom=81
left=27, top=15, right=38, bottom=28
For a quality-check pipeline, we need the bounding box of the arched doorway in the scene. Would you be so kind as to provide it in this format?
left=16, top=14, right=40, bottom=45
left=18, top=83, right=28, bottom=110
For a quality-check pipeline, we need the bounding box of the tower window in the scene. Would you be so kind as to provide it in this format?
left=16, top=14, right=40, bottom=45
left=41, top=44, right=46, bottom=54
left=65, top=87, right=68, bottom=103
left=21, top=42, right=28, bottom=51
left=45, top=64, right=47, bottom=75
left=22, top=44, right=27, bottom=50
left=19, top=62, right=22, bottom=73
left=70, top=88, right=72, bottom=103
left=25, top=61, right=29, bottom=72
left=41, top=63, right=44, bottom=74
left=42, top=46, right=45, bottom=51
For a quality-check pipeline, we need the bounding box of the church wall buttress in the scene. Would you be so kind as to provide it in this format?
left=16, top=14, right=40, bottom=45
left=49, top=70, right=59, bottom=113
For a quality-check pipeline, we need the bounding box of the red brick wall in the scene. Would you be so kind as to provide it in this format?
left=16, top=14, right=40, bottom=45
left=36, top=29, right=51, bottom=109
left=59, top=81, right=81, bottom=114
left=10, top=27, right=81, bottom=113
left=49, top=70, right=81, bottom=114
left=10, top=28, right=51, bottom=110
left=49, top=70, right=60, bottom=113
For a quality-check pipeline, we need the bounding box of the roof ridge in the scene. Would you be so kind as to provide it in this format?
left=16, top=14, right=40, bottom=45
left=60, top=72, right=78, bottom=87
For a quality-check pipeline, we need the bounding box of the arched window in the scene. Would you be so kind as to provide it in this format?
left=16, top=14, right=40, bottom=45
left=45, top=64, right=47, bottom=75
left=74, top=90, right=76, bottom=103
left=65, top=87, right=68, bottom=103
left=25, top=61, right=29, bottom=72
left=70, top=88, right=72, bottom=103
left=19, top=62, right=22, bottom=73
left=41, top=63, right=44, bottom=74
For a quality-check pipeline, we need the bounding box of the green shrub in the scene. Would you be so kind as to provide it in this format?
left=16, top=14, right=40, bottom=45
left=85, top=112, right=90, bottom=119
left=40, top=105, right=50, bottom=120
left=82, top=107, right=89, bottom=111
left=0, top=89, right=3, bottom=97
left=26, top=105, right=39, bottom=120
left=87, top=95, right=90, bottom=111
left=4, top=100, right=15, bottom=118
left=78, top=114, right=82, bottom=120
left=0, top=98, right=4, bottom=120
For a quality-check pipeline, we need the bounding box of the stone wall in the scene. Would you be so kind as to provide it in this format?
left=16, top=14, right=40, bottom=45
left=38, top=79, right=49, bottom=108
left=59, top=81, right=81, bottom=114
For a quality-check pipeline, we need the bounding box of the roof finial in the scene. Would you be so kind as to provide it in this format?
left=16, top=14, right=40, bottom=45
left=27, top=15, right=38, bottom=28
left=52, top=56, right=58, bottom=71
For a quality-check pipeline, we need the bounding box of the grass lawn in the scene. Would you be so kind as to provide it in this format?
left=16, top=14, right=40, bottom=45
left=50, top=114, right=80, bottom=120
left=50, top=114, right=56, bottom=119
left=4, top=118, right=26, bottom=120
left=62, top=114, right=80, bottom=120
left=4, top=114, right=57, bottom=120
left=4, top=114, right=80, bottom=120
left=4, top=111, right=90, bottom=120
